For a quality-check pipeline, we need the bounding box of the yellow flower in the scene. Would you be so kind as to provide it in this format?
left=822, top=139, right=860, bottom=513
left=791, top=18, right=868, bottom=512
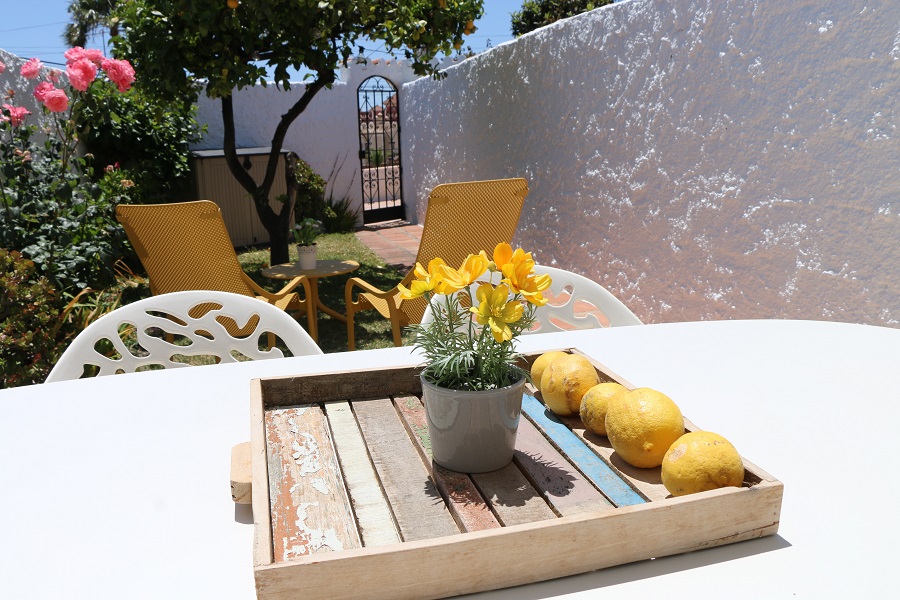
left=439, top=253, right=488, bottom=292
left=398, top=258, right=446, bottom=299
left=493, top=243, right=534, bottom=273
left=470, top=283, right=524, bottom=342
left=503, top=261, right=551, bottom=306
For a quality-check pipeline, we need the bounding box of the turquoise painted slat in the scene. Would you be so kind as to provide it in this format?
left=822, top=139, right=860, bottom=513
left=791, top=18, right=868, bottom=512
left=521, top=394, right=646, bottom=507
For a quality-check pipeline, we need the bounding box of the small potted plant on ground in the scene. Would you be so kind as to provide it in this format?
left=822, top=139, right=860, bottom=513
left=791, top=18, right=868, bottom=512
left=293, top=218, right=322, bottom=270
left=403, top=243, right=552, bottom=473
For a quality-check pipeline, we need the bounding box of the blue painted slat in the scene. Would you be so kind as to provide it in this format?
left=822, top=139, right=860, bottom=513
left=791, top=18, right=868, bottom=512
left=521, top=394, right=646, bottom=507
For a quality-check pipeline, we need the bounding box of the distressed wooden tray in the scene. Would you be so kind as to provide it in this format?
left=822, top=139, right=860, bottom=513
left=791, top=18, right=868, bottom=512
left=248, top=350, right=783, bottom=600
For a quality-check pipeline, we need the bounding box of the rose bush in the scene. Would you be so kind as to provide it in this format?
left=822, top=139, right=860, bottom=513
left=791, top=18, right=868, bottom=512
left=0, top=50, right=136, bottom=293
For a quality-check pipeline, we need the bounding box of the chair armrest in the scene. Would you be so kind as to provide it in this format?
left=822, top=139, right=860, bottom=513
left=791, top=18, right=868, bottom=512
left=242, top=272, right=311, bottom=302
left=345, top=276, right=394, bottom=301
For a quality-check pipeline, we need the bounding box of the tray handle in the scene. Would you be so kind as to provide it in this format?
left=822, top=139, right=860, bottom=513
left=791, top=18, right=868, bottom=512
left=231, top=442, right=252, bottom=504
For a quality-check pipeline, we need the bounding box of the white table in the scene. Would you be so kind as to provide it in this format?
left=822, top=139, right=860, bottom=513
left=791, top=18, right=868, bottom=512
left=2, top=320, right=897, bottom=599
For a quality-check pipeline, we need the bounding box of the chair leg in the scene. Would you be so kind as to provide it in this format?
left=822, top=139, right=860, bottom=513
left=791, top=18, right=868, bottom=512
left=391, top=316, right=403, bottom=347
left=347, top=308, right=357, bottom=351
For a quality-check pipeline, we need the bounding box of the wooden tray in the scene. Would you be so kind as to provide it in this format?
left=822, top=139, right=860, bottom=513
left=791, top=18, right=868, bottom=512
left=248, top=350, right=783, bottom=600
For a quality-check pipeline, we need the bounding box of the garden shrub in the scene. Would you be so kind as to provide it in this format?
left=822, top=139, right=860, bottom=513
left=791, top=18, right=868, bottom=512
left=322, top=195, right=361, bottom=234
left=0, top=249, right=67, bottom=387
left=289, top=156, right=327, bottom=222
left=76, top=81, right=203, bottom=203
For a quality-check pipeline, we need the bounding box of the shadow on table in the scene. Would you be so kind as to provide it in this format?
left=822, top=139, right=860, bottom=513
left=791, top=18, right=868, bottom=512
left=464, top=534, right=792, bottom=599
left=235, top=503, right=253, bottom=525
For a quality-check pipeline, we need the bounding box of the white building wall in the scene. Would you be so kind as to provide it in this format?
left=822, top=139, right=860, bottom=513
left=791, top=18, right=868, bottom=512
left=194, top=60, right=420, bottom=222
left=401, top=0, right=900, bottom=327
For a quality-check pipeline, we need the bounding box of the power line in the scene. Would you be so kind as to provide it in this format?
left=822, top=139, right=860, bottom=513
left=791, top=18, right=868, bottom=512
left=0, top=21, right=68, bottom=34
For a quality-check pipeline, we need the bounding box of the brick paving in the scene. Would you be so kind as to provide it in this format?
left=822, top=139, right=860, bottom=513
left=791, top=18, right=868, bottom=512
left=354, top=220, right=422, bottom=273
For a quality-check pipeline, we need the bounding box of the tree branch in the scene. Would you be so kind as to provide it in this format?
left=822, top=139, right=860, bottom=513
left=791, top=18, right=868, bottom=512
left=260, top=69, right=335, bottom=197
left=220, top=95, right=260, bottom=197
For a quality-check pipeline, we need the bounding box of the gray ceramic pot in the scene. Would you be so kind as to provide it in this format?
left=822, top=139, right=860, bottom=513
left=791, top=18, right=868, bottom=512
left=420, top=374, right=525, bottom=473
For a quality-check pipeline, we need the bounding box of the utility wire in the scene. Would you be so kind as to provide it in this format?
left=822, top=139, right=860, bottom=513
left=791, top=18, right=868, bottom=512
left=0, top=21, right=68, bottom=34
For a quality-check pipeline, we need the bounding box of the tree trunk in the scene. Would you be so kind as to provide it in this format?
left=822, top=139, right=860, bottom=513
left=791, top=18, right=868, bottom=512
left=218, top=72, right=333, bottom=265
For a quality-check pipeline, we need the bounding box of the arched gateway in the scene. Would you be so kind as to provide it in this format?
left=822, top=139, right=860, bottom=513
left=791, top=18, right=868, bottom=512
left=357, top=76, right=404, bottom=224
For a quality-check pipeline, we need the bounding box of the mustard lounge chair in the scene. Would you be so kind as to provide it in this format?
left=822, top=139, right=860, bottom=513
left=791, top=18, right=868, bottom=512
left=116, top=200, right=315, bottom=335
left=345, top=178, right=528, bottom=350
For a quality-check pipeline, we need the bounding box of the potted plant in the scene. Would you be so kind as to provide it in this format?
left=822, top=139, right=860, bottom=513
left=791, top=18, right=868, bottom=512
left=293, top=218, right=321, bottom=270
left=403, top=243, right=552, bottom=472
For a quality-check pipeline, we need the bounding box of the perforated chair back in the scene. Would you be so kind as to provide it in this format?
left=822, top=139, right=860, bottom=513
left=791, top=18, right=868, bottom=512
left=527, top=265, right=642, bottom=332
left=346, top=178, right=528, bottom=349
left=46, top=291, right=322, bottom=383
left=420, top=264, right=642, bottom=334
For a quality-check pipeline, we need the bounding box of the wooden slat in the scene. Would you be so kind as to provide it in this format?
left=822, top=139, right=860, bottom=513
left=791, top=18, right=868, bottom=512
left=556, top=413, right=669, bottom=501
left=352, top=398, right=460, bottom=541
left=470, top=463, right=557, bottom=527
left=393, top=395, right=501, bottom=532
left=265, top=406, right=361, bottom=562
left=522, top=394, right=646, bottom=507
left=259, top=366, right=422, bottom=408
left=324, top=402, right=401, bottom=547
left=514, top=417, right=615, bottom=516
left=250, top=380, right=274, bottom=568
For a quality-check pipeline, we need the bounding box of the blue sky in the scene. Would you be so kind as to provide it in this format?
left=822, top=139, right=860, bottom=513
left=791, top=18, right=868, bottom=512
left=0, top=0, right=523, bottom=69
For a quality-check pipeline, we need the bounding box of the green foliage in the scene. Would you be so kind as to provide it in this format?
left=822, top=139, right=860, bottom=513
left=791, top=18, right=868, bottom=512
left=322, top=195, right=360, bottom=234
left=0, top=112, right=130, bottom=293
left=367, top=148, right=385, bottom=167
left=292, top=217, right=322, bottom=246
left=114, top=0, right=486, bottom=101
left=511, top=0, right=610, bottom=36
left=290, top=157, right=327, bottom=223
left=410, top=283, right=534, bottom=391
left=0, top=249, right=68, bottom=387
left=76, top=80, right=203, bottom=203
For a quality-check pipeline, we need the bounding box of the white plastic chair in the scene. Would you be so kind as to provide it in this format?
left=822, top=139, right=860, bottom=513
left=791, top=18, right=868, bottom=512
left=420, top=265, right=642, bottom=334
left=46, top=290, right=322, bottom=383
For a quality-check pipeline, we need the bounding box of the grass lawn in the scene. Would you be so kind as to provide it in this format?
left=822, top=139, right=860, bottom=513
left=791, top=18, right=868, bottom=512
left=237, top=232, right=417, bottom=354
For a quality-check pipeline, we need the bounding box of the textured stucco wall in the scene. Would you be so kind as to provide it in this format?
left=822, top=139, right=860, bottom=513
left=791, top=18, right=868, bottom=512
left=194, top=60, right=420, bottom=221
left=401, top=0, right=900, bottom=327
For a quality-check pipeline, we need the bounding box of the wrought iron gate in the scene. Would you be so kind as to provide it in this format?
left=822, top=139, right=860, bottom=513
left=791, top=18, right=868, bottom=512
left=357, top=76, right=404, bottom=224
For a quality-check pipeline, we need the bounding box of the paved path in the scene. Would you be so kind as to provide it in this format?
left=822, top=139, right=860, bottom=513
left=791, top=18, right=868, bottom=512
left=354, top=221, right=422, bottom=273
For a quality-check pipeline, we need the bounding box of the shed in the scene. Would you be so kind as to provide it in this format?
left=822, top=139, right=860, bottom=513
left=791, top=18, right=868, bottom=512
left=191, top=148, right=290, bottom=247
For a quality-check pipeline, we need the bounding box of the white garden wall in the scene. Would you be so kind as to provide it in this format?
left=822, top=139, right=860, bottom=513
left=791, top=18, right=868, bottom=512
left=193, top=60, right=420, bottom=222
left=402, top=0, right=900, bottom=327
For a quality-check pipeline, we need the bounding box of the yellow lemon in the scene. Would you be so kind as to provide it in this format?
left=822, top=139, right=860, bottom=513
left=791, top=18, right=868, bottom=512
left=530, top=351, right=568, bottom=389
left=661, top=431, right=745, bottom=496
left=605, top=387, right=684, bottom=468
left=540, top=354, right=600, bottom=416
left=579, top=382, right=626, bottom=436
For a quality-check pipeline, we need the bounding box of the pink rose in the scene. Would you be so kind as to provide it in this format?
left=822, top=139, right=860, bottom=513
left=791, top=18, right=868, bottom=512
left=48, top=70, right=62, bottom=84
left=2, top=104, right=32, bottom=127
left=101, top=58, right=135, bottom=93
left=65, top=47, right=104, bottom=66
left=33, top=81, right=55, bottom=102
left=83, top=48, right=105, bottom=65
left=20, top=58, right=43, bottom=80
left=42, top=89, right=69, bottom=113
left=0, top=60, right=6, bottom=75
left=67, top=58, right=98, bottom=92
